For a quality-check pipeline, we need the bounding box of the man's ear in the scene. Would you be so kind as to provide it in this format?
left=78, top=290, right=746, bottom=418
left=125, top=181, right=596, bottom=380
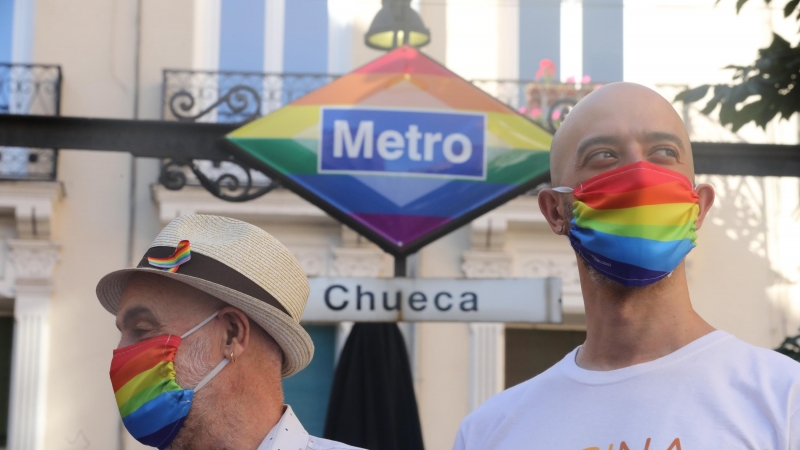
left=538, top=189, right=569, bottom=235
left=217, top=306, right=250, bottom=362
left=695, top=184, right=715, bottom=230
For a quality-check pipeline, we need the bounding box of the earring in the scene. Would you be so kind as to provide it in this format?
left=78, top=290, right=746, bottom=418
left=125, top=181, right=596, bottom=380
left=230, top=352, right=236, bottom=363
left=557, top=225, right=563, bottom=232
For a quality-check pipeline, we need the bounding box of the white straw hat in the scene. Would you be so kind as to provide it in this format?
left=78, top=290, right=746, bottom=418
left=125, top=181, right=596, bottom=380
left=96, top=214, right=313, bottom=377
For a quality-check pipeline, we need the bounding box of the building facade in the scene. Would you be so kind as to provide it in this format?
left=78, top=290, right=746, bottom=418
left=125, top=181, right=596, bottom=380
left=1, top=0, right=800, bottom=449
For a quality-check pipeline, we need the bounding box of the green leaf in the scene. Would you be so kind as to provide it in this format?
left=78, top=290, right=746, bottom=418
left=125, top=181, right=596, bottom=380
left=730, top=101, right=766, bottom=131
left=674, top=85, right=709, bottom=103
left=699, top=85, right=729, bottom=115
left=786, top=0, right=800, bottom=18
left=767, top=33, right=791, bottom=52
left=729, top=83, right=754, bottom=103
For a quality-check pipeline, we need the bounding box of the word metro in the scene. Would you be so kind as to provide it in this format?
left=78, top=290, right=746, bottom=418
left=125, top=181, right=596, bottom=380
left=320, top=107, right=486, bottom=179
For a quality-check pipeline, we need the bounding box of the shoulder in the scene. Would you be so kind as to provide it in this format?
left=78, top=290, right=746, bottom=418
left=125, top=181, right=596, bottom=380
left=708, top=333, right=800, bottom=411
left=718, top=334, right=800, bottom=378
left=307, top=435, right=365, bottom=450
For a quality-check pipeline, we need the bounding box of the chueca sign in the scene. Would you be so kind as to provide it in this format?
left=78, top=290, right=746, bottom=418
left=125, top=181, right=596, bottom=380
left=301, top=277, right=562, bottom=323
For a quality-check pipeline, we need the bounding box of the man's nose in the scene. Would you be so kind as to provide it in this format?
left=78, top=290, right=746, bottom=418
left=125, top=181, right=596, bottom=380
left=620, top=142, right=646, bottom=165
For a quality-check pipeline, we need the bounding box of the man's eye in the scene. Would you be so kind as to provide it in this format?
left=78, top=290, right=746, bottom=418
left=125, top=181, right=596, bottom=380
left=588, top=151, right=614, bottom=161
left=653, top=148, right=678, bottom=158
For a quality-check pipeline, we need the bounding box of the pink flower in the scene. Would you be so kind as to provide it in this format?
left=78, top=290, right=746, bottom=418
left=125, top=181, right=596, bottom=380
left=565, top=76, right=575, bottom=83
left=581, top=75, right=591, bottom=84
left=535, top=59, right=556, bottom=81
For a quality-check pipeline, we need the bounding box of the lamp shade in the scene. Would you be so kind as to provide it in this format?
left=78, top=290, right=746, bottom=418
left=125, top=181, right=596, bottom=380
left=365, top=0, right=430, bottom=51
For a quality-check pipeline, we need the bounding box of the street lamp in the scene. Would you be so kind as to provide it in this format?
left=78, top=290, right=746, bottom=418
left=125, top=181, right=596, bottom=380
left=365, top=0, right=430, bottom=51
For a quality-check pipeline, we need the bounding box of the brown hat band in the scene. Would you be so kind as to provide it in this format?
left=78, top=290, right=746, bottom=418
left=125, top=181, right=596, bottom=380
left=138, top=246, right=290, bottom=317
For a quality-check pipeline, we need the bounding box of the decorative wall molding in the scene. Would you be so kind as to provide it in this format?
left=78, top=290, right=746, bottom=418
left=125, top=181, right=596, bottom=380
left=516, top=253, right=583, bottom=313
left=469, top=216, right=508, bottom=252
left=9, top=240, right=60, bottom=284
left=292, top=248, right=327, bottom=277
left=468, top=323, right=504, bottom=411
left=462, top=250, right=513, bottom=279
left=462, top=195, right=577, bottom=410
left=5, top=241, right=59, bottom=450
left=333, top=247, right=385, bottom=278
left=0, top=181, right=62, bottom=450
left=7, top=283, right=51, bottom=450
left=0, top=181, right=62, bottom=239
left=153, top=185, right=333, bottom=225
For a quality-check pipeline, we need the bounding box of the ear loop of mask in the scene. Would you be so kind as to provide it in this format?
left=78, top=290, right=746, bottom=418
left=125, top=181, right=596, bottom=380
left=551, top=187, right=575, bottom=232
left=180, top=310, right=230, bottom=392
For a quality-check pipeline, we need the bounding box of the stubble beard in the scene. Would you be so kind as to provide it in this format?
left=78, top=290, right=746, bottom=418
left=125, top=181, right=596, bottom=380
left=561, top=196, right=669, bottom=294
left=165, top=331, right=236, bottom=450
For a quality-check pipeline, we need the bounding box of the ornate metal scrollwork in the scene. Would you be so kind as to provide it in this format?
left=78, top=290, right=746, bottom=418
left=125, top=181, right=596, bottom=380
left=168, top=85, right=261, bottom=123
left=159, top=157, right=279, bottom=203
left=0, top=64, right=62, bottom=181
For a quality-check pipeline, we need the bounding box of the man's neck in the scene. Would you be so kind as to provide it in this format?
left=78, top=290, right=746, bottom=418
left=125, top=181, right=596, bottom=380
left=576, top=261, right=715, bottom=371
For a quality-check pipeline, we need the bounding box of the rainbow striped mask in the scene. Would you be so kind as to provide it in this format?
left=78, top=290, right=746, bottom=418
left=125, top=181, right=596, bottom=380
left=556, top=161, right=699, bottom=287
left=110, top=311, right=228, bottom=449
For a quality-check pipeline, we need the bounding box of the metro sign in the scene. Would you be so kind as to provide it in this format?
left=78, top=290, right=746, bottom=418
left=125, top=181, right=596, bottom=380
left=320, top=108, right=486, bottom=179
left=227, top=46, right=552, bottom=256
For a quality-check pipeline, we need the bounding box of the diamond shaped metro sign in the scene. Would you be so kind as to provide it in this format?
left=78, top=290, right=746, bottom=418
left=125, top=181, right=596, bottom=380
left=226, top=46, right=552, bottom=256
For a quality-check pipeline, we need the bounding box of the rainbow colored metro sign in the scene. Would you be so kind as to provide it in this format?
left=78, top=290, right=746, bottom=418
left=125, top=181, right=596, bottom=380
left=227, top=46, right=552, bottom=256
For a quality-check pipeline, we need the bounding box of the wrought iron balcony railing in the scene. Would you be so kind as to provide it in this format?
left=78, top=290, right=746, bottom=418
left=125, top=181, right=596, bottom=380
left=160, top=69, right=338, bottom=201
left=0, top=63, right=62, bottom=181
left=163, top=69, right=336, bottom=123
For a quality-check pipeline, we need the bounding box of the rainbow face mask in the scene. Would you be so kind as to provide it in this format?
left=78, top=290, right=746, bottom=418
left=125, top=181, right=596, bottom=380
left=554, top=161, right=700, bottom=287
left=110, top=311, right=228, bottom=449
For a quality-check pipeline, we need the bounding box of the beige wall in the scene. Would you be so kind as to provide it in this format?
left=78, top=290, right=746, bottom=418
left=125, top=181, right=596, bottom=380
left=28, top=0, right=196, bottom=448
left=416, top=228, right=472, bottom=449
left=33, top=0, right=136, bottom=447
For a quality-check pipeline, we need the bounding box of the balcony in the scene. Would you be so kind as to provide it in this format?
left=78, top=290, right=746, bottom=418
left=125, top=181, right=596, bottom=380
left=0, top=64, right=61, bottom=181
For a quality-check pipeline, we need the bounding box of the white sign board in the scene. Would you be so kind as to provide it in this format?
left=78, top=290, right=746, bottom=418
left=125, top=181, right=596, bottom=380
left=301, top=277, right=562, bottom=323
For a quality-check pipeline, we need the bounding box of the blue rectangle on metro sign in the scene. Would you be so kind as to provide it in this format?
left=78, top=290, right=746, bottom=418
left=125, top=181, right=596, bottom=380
left=319, top=107, right=486, bottom=179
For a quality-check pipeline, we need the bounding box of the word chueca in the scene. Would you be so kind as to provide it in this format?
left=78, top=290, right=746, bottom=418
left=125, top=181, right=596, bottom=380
left=324, top=284, right=478, bottom=312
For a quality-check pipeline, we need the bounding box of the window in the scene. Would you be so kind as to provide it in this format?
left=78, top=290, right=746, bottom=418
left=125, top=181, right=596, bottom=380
left=282, top=325, right=336, bottom=436
left=505, top=327, right=586, bottom=388
left=0, top=317, right=13, bottom=447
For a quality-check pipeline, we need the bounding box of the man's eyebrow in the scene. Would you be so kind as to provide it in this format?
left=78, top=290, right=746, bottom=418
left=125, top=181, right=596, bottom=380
left=576, top=135, right=624, bottom=159
left=643, top=131, right=686, bottom=153
left=118, top=306, right=159, bottom=331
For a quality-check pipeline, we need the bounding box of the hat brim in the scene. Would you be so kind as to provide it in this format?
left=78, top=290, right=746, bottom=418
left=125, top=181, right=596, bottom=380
left=96, top=267, right=313, bottom=378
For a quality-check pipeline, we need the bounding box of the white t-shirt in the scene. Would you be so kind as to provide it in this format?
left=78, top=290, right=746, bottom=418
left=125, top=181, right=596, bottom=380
left=454, top=331, right=800, bottom=450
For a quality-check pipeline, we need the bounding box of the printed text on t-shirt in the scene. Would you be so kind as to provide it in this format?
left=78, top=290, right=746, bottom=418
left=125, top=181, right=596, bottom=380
left=583, top=437, right=681, bottom=450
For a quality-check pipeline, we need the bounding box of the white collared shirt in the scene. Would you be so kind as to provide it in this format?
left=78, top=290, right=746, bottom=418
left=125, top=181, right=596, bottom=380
left=257, top=405, right=363, bottom=450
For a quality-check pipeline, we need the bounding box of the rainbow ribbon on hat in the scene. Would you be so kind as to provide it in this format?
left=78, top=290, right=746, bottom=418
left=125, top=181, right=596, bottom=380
left=147, top=240, right=191, bottom=273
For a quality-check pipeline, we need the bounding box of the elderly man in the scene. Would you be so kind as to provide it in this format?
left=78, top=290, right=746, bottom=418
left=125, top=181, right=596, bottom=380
left=453, top=83, right=800, bottom=449
left=97, top=214, right=361, bottom=450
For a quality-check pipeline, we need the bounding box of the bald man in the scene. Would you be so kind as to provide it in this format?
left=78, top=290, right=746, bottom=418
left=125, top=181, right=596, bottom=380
left=453, top=83, right=800, bottom=450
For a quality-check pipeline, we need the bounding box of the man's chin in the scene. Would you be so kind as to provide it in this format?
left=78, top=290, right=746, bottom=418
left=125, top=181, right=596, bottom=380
left=580, top=257, right=671, bottom=292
